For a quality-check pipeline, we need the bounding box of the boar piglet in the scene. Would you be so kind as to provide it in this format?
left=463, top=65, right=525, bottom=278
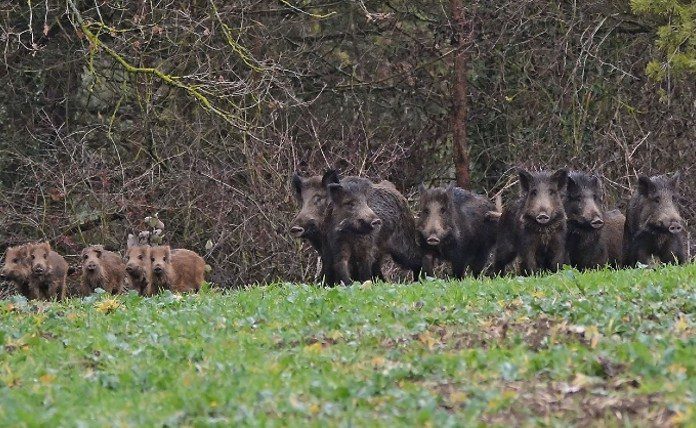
left=322, top=179, right=382, bottom=285
left=418, top=185, right=496, bottom=278
left=150, top=246, right=206, bottom=293
left=27, top=242, right=68, bottom=300
left=624, top=174, right=687, bottom=265
left=493, top=168, right=568, bottom=275
left=125, top=245, right=154, bottom=296
left=1, top=244, right=36, bottom=299
left=81, top=245, right=127, bottom=295
left=564, top=172, right=624, bottom=269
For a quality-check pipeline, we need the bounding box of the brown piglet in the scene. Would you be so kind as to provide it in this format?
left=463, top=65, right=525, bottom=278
left=124, top=243, right=154, bottom=296
left=150, top=246, right=205, bottom=293
left=1, top=244, right=36, bottom=299
left=81, top=245, right=127, bottom=295
left=27, top=242, right=68, bottom=300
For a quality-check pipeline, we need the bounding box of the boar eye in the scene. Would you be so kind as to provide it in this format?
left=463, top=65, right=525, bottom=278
left=550, top=189, right=557, bottom=196
left=151, top=257, right=155, bottom=262
left=138, top=254, right=143, bottom=260
left=423, top=209, right=430, bottom=215
left=31, top=254, right=35, bottom=260
left=530, top=189, right=538, bottom=197
left=12, top=258, right=18, bottom=263
left=83, top=254, right=88, bottom=260
left=440, top=207, right=446, bottom=214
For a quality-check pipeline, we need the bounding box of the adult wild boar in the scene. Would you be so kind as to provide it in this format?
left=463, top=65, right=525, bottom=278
left=418, top=185, right=497, bottom=278
left=291, top=170, right=422, bottom=282
left=564, top=172, right=624, bottom=269
left=493, top=168, right=568, bottom=275
left=623, top=174, right=687, bottom=265
left=322, top=179, right=383, bottom=285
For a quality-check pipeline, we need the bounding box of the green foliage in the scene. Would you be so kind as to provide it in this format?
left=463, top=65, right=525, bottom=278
left=0, top=265, right=694, bottom=425
left=631, top=0, right=696, bottom=80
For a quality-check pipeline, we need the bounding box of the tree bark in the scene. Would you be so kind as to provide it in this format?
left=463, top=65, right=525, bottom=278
left=450, top=0, right=470, bottom=189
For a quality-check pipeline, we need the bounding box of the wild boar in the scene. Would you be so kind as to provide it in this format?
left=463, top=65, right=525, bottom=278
left=418, top=185, right=497, bottom=278
left=623, top=174, right=687, bottom=265
left=81, top=245, right=127, bottom=295
left=493, top=168, right=568, bottom=275
left=150, top=245, right=206, bottom=293
left=1, top=244, right=36, bottom=299
left=27, top=242, right=68, bottom=300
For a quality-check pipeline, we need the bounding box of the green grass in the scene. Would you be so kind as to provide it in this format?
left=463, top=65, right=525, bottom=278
left=0, top=265, right=694, bottom=426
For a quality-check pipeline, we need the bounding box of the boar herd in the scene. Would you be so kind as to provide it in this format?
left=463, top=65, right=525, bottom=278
left=0, top=167, right=688, bottom=300
left=0, top=235, right=206, bottom=301
left=291, top=168, right=689, bottom=285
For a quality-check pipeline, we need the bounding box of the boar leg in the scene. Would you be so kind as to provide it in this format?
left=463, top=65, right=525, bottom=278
left=493, top=241, right=516, bottom=276
left=468, top=250, right=489, bottom=278
left=421, top=253, right=435, bottom=278
left=332, top=244, right=353, bottom=285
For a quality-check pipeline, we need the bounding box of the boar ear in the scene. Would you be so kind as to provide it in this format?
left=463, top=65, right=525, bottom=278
left=637, top=175, right=655, bottom=196
left=566, top=174, right=579, bottom=193
left=518, top=169, right=533, bottom=192
left=591, top=174, right=605, bottom=199
left=327, top=183, right=344, bottom=201
left=551, top=169, right=568, bottom=190
left=669, top=172, right=681, bottom=189
left=40, top=242, right=51, bottom=252
left=291, top=173, right=303, bottom=200
left=321, top=169, right=340, bottom=187
left=127, top=234, right=139, bottom=249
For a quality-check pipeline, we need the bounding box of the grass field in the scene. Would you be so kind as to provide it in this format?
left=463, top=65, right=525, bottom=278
left=0, top=265, right=694, bottom=426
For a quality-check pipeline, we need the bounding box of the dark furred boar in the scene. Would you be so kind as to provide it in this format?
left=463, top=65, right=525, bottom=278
left=27, top=242, right=68, bottom=300
left=418, top=185, right=497, bottom=278
left=125, top=244, right=154, bottom=296
left=493, top=168, right=568, bottom=275
left=150, top=246, right=206, bottom=293
left=623, top=174, right=687, bottom=265
left=1, top=244, right=36, bottom=299
left=323, top=179, right=382, bottom=285
left=564, top=172, right=625, bottom=269
left=291, top=170, right=422, bottom=283
left=81, top=245, right=127, bottom=295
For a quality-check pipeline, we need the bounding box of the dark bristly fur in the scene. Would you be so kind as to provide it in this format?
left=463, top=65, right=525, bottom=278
left=493, top=168, right=568, bottom=276
left=418, top=185, right=497, bottom=278
left=564, top=172, right=625, bottom=269
left=291, top=170, right=422, bottom=284
left=623, top=174, right=687, bottom=266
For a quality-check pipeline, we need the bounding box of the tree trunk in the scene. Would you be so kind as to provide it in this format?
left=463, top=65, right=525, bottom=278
left=450, top=0, right=470, bottom=189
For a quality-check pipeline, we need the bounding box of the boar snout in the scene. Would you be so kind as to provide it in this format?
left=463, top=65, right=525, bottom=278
left=153, top=265, right=164, bottom=274
left=535, top=213, right=551, bottom=224
left=590, top=217, right=604, bottom=229
left=426, top=236, right=440, bottom=246
left=370, top=218, right=382, bottom=229
left=86, top=262, right=98, bottom=272
left=289, top=226, right=305, bottom=238
left=32, top=265, right=45, bottom=274
left=668, top=222, right=683, bottom=234
left=0, top=270, right=6, bottom=280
